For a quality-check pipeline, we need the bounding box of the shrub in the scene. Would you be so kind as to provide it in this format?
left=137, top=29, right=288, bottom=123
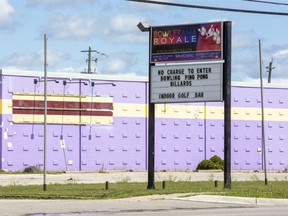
left=197, top=155, right=224, bottom=170
left=210, top=155, right=224, bottom=170
left=23, top=166, right=41, bottom=173
left=197, top=159, right=216, bottom=170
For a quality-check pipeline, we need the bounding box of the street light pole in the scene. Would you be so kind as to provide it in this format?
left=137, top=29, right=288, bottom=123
left=259, top=39, right=268, bottom=185
left=43, top=34, right=47, bottom=191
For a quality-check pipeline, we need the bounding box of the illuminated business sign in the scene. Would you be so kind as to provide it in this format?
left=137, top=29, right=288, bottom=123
left=150, top=22, right=223, bottom=63
left=150, top=63, right=223, bottom=103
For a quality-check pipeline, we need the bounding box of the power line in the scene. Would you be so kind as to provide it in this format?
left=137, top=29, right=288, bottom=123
left=126, top=0, right=288, bottom=16
left=241, top=0, right=288, bottom=6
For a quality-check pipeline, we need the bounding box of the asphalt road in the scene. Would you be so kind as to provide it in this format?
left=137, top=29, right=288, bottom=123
left=1, top=196, right=288, bottom=216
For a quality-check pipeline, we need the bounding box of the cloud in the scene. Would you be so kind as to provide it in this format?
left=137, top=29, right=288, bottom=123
left=109, top=14, right=144, bottom=33
left=2, top=52, right=42, bottom=69
left=232, top=43, right=288, bottom=82
left=26, top=0, right=94, bottom=8
left=43, top=12, right=148, bottom=42
left=46, top=50, right=70, bottom=66
left=106, top=58, right=127, bottom=72
left=1, top=50, right=69, bottom=69
left=232, top=50, right=260, bottom=81
left=272, top=48, right=288, bottom=59
left=99, top=51, right=139, bottom=75
left=55, top=66, right=84, bottom=73
left=105, top=13, right=148, bottom=43
left=0, top=0, right=15, bottom=29
left=270, top=47, right=288, bottom=80
left=233, top=30, right=258, bottom=49
left=44, top=13, right=100, bottom=40
left=231, top=31, right=260, bottom=81
left=253, top=44, right=288, bottom=80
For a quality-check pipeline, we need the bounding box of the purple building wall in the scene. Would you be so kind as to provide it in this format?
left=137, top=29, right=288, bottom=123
left=0, top=73, right=2, bottom=170
left=1, top=70, right=288, bottom=171
left=79, top=80, right=148, bottom=171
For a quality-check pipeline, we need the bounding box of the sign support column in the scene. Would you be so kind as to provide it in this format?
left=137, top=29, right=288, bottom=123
left=223, top=21, right=232, bottom=189
left=147, top=28, right=155, bottom=189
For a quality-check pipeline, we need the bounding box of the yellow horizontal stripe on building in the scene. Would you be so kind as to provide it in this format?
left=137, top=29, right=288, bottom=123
left=0, top=99, right=2, bottom=115
left=1, top=99, right=12, bottom=114
left=113, top=103, right=147, bottom=117
left=80, top=97, right=113, bottom=103
left=12, top=114, right=113, bottom=125
left=13, top=94, right=84, bottom=102
left=155, top=104, right=205, bottom=119
left=3, top=98, right=288, bottom=122
left=12, top=94, right=112, bottom=103
left=232, top=107, right=288, bottom=121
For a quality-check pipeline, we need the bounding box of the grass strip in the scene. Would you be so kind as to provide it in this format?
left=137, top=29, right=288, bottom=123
left=0, top=181, right=287, bottom=200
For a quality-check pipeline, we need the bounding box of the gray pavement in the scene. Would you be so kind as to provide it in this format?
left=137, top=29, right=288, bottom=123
left=0, top=197, right=255, bottom=216
left=1, top=194, right=288, bottom=216
left=0, top=170, right=288, bottom=186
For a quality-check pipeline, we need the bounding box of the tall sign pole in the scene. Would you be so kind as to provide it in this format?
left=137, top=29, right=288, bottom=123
left=137, top=22, right=155, bottom=189
left=147, top=28, right=156, bottom=189
left=223, top=21, right=232, bottom=189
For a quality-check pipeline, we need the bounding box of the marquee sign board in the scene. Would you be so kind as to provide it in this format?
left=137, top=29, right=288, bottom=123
left=150, top=63, right=223, bottom=103
left=150, top=22, right=223, bottom=63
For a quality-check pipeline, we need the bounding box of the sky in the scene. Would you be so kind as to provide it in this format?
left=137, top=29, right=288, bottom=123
left=1, top=0, right=288, bottom=84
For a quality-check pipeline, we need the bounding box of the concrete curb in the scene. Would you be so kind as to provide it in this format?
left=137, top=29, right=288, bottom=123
left=178, top=195, right=288, bottom=206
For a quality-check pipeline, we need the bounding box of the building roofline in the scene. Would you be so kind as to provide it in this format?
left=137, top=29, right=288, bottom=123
left=0, top=69, right=148, bottom=82
left=1, top=69, right=288, bottom=88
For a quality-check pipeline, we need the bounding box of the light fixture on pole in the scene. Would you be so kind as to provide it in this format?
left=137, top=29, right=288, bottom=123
left=91, top=82, right=116, bottom=87
left=34, top=79, right=59, bottom=84
left=63, top=80, right=88, bottom=86
left=137, top=22, right=150, bottom=32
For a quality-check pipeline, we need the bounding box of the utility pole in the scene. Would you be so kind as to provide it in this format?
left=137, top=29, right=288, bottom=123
left=81, top=47, right=107, bottom=74
left=266, top=59, right=275, bottom=83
